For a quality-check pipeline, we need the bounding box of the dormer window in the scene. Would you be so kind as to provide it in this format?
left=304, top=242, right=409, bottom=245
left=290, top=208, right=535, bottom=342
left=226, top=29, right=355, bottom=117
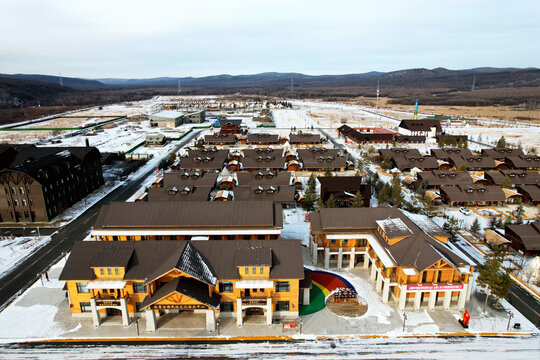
left=468, top=158, right=473, bottom=162
left=418, top=158, right=424, bottom=162
left=181, top=172, right=189, bottom=179
left=439, top=174, right=446, bottom=178
left=476, top=158, right=481, bottom=162
left=257, top=157, right=263, bottom=162
left=254, top=186, right=263, bottom=194
left=256, top=171, right=264, bottom=178
left=466, top=188, right=474, bottom=193
left=509, top=173, right=516, bottom=177
left=317, top=157, right=324, bottom=162
left=449, top=173, right=456, bottom=178
left=478, top=188, right=485, bottom=193
left=519, top=173, right=526, bottom=177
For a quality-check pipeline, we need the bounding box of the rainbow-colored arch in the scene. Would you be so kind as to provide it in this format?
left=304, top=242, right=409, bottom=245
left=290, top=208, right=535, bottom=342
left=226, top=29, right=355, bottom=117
left=300, top=270, right=356, bottom=316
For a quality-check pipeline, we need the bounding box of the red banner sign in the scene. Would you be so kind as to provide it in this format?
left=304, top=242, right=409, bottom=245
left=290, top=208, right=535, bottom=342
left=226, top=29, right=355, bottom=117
left=407, top=284, right=464, bottom=291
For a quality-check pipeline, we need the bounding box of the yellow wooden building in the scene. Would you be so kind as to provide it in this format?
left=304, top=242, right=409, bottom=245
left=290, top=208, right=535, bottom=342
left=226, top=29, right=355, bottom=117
left=309, top=207, right=475, bottom=311
left=60, top=240, right=308, bottom=331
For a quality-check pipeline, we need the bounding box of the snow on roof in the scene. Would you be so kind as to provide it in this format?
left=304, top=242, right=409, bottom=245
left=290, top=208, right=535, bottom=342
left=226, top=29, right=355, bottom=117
left=376, top=218, right=412, bottom=238
left=402, top=268, right=417, bottom=276
left=152, top=110, right=184, bottom=118
left=176, top=242, right=217, bottom=285
left=56, top=149, right=71, bottom=157
left=402, top=211, right=446, bottom=237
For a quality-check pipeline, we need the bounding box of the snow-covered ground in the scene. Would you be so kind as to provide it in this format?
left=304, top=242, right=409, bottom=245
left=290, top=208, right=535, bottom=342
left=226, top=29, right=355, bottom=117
left=0, top=235, right=52, bottom=278
left=282, top=208, right=310, bottom=245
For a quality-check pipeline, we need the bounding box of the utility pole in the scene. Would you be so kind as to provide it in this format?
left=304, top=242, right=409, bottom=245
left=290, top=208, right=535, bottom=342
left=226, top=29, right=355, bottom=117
left=376, top=76, right=380, bottom=117
left=471, top=75, right=476, bottom=92
left=59, top=72, right=63, bottom=87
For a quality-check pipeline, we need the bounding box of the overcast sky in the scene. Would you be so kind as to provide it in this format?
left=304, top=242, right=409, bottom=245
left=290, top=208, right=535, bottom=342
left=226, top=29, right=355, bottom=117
left=1, top=0, right=539, bottom=78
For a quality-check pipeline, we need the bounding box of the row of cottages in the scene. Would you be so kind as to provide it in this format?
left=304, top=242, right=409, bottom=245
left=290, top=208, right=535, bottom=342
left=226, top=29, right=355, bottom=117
left=308, top=207, right=475, bottom=311
left=204, top=134, right=237, bottom=146
left=225, top=147, right=351, bottom=173
left=178, top=149, right=229, bottom=171
left=60, top=240, right=310, bottom=330
left=0, top=144, right=104, bottom=223
left=218, top=171, right=301, bottom=191
left=297, top=148, right=352, bottom=171
left=432, top=147, right=540, bottom=171
left=227, top=148, right=301, bottom=172
left=397, top=119, right=443, bottom=138
left=505, top=221, right=540, bottom=256
left=337, top=125, right=425, bottom=145
left=213, top=185, right=297, bottom=206
left=289, top=133, right=322, bottom=146
left=439, top=185, right=510, bottom=206
left=92, top=201, right=283, bottom=241
left=379, top=148, right=441, bottom=172
left=317, top=176, right=371, bottom=207
left=247, top=133, right=280, bottom=145
left=146, top=171, right=219, bottom=202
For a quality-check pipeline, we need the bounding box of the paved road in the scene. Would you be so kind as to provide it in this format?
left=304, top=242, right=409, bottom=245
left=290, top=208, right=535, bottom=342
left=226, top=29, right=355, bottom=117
left=0, top=130, right=201, bottom=310
left=453, top=241, right=540, bottom=329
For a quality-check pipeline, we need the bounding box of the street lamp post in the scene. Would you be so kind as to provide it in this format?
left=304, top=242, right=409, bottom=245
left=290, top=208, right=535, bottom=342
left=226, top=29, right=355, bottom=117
left=402, top=313, right=407, bottom=332
left=507, top=311, right=514, bottom=331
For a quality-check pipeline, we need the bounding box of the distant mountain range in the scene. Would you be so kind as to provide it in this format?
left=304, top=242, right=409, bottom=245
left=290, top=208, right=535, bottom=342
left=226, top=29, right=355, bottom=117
left=1, top=67, right=539, bottom=91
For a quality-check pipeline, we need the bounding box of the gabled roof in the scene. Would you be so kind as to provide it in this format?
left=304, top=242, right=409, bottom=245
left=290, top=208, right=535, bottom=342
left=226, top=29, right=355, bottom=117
left=310, top=207, right=471, bottom=272
left=93, top=201, right=281, bottom=230
left=518, top=184, right=540, bottom=202
left=505, top=222, right=540, bottom=251
left=289, top=133, right=321, bottom=144
left=236, top=247, right=272, bottom=266
left=60, top=240, right=304, bottom=281
left=140, top=276, right=222, bottom=310
left=398, top=119, right=442, bottom=132
left=440, top=185, right=506, bottom=202
left=163, top=171, right=218, bottom=188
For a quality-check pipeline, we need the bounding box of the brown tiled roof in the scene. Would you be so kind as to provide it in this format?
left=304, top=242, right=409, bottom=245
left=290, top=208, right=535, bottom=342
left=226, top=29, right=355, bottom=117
left=236, top=247, right=272, bottom=266
left=204, top=134, right=236, bottom=144
left=482, top=148, right=524, bottom=159
left=518, top=184, right=540, bottom=202
left=440, top=185, right=505, bottom=203
left=395, top=135, right=426, bottom=143
left=398, top=119, right=442, bottom=133
left=392, top=155, right=438, bottom=171
left=289, top=133, right=321, bottom=144
left=379, top=148, right=422, bottom=158
left=247, top=133, right=279, bottom=144
left=309, top=207, right=469, bottom=271
left=233, top=185, right=295, bottom=204
left=92, top=247, right=134, bottom=268
left=179, top=149, right=228, bottom=170
left=236, top=171, right=291, bottom=187
left=147, top=186, right=211, bottom=201
left=93, top=201, right=282, bottom=230
left=505, top=155, right=540, bottom=169
left=163, top=171, right=218, bottom=188
left=505, top=223, right=540, bottom=251
left=417, top=170, right=473, bottom=187
left=485, top=170, right=540, bottom=186
left=60, top=240, right=304, bottom=281
left=298, top=148, right=347, bottom=170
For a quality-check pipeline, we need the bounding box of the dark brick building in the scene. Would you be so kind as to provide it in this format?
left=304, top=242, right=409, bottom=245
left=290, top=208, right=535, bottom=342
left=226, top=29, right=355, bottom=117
left=0, top=144, right=104, bottom=223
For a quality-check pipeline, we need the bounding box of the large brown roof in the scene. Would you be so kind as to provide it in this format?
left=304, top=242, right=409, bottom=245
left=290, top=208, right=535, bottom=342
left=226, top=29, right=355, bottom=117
left=179, top=149, right=228, bottom=170
left=518, top=184, right=540, bottom=202
left=298, top=148, right=347, bottom=170
left=506, top=155, right=540, bottom=169
left=93, top=201, right=282, bottom=230
left=59, top=240, right=305, bottom=281
left=430, top=148, right=472, bottom=159
left=204, top=134, right=236, bottom=144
